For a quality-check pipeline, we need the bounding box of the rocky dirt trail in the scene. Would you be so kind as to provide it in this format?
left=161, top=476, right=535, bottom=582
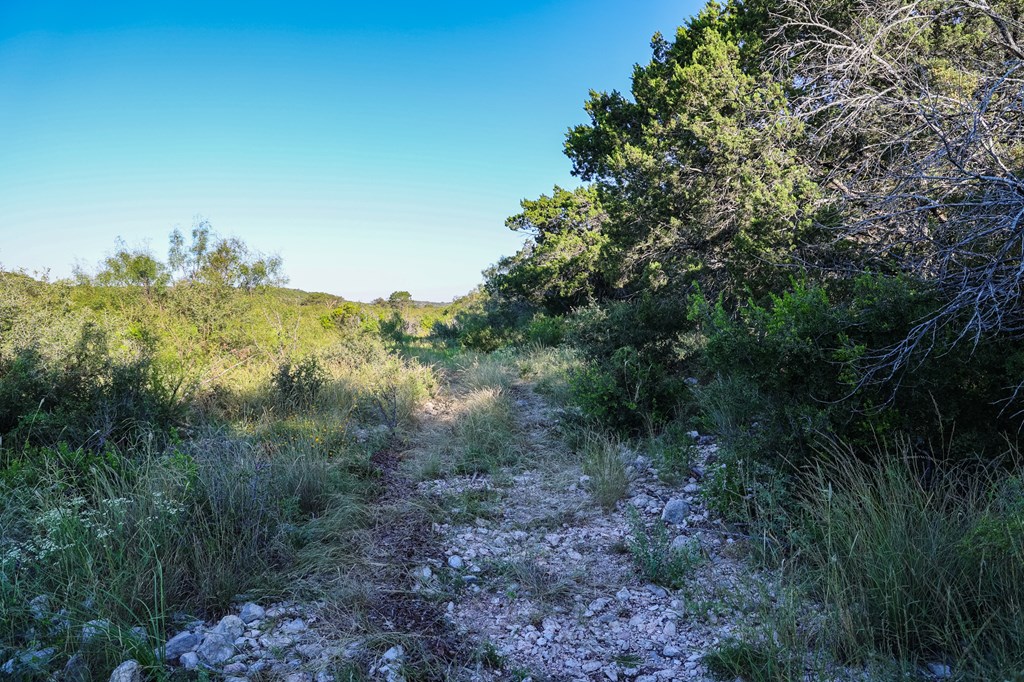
left=411, top=379, right=756, bottom=682
left=151, top=372, right=758, bottom=682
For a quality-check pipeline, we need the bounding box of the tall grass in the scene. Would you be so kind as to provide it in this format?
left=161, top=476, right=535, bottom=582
left=579, top=430, right=629, bottom=511
left=452, top=351, right=517, bottom=392
left=0, top=436, right=367, bottom=679
left=515, top=345, right=580, bottom=406
left=800, top=441, right=1024, bottom=677
left=450, top=388, right=523, bottom=474
left=703, top=580, right=823, bottom=682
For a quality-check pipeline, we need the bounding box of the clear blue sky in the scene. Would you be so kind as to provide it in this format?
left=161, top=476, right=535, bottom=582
left=0, top=1, right=699, bottom=301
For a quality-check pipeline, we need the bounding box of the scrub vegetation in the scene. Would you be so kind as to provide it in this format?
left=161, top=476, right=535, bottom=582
left=4, top=1, right=1024, bottom=680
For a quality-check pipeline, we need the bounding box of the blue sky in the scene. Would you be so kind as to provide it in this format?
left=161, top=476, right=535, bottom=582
left=0, top=1, right=698, bottom=301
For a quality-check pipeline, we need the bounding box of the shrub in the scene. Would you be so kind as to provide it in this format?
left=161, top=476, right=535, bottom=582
left=567, top=297, right=696, bottom=432
left=700, top=448, right=794, bottom=562
left=272, top=355, right=327, bottom=411
left=321, top=334, right=436, bottom=431
left=357, top=357, right=434, bottom=432
left=0, top=324, right=185, bottom=451
left=524, top=313, right=565, bottom=347
left=693, top=277, right=1024, bottom=474
left=378, top=309, right=408, bottom=346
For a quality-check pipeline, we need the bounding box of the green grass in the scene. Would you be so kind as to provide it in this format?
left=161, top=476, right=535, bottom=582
left=484, top=558, right=575, bottom=605
left=515, top=345, right=580, bottom=406
left=0, top=434, right=371, bottom=678
left=443, top=487, right=502, bottom=524
left=643, top=419, right=698, bottom=484
left=704, top=639, right=795, bottom=682
left=471, top=640, right=506, bottom=668
left=796, top=441, right=1024, bottom=677
left=579, top=429, right=629, bottom=511
left=626, top=509, right=702, bottom=589
left=0, top=328, right=440, bottom=680
left=452, top=351, right=518, bottom=392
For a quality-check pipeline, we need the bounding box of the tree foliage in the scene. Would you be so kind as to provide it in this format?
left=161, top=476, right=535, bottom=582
left=777, top=0, right=1024, bottom=383
left=482, top=0, right=1024, bottom=440
left=93, top=240, right=170, bottom=296
left=387, top=290, right=413, bottom=308
left=488, top=185, right=610, bottom=315
left=565, top=3, right=820, bottom=300
left=168, top=218, right=286, bottom=291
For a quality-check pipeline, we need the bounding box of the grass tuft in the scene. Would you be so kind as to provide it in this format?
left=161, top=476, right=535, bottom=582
left=579, top=430, right=629, bottom=511
left=450, top=388, right=523, bottom=474
left=797, top=440, right=1024, bottom=675
left=626, top=509, right=701, bottom=589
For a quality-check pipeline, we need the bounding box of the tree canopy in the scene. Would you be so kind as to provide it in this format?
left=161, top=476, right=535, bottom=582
left=168, top=219, right=286, bottom=291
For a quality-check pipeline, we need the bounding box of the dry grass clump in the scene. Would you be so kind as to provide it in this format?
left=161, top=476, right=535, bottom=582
left=450, top=387, right=524, bottom=474
left=451, top=352, right=517, bottom=392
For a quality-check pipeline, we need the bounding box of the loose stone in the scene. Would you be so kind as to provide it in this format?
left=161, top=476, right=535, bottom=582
left=239, top=603, right=266, bottom=624
left=661, top=499, right=689, bottom=524
left=109, top=660, right=141, bottom=682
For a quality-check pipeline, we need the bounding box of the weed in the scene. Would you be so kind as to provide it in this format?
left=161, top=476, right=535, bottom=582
left=644, top=419, right=698, bottom=484
left=704, top=639, right=792, bottom=682
left=472, top=640, right=506, bottom=668
left=626, top=509, right=701, bottom=589
left=613, top=652, right=642, bottom=667
left=272, top=355, right=327, bottom=412
left=486, top=558, right=575, bottom=605
left=444, top=487, right=501, bottom=524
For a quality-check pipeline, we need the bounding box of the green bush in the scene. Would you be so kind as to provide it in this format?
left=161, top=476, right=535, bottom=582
left=272, top=355, right=327, bottom=411
left=344, top=345, right=436, bottom=431
left=0, top=324, right=184, bottom=451
left=378, top=309, right=408, bottom=346
left=567, top=296, right=696, bottom=432
left=429, top=289, right=526, bottom=352
left=524, top=313, right=565, bottom=347
left=693, top=277, right=1024, bottom=473
left=700, top=450, right=794, bottom=562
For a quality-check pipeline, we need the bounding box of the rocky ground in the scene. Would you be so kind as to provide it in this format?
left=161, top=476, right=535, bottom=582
left=412, top=384, right=753, bottom=682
